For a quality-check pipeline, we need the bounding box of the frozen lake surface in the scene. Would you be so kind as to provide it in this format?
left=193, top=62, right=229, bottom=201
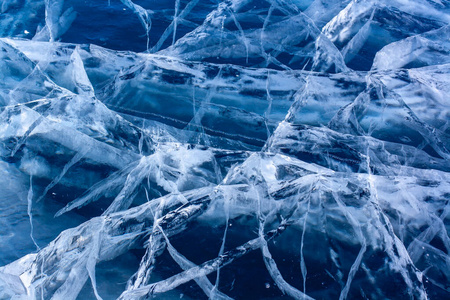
left=0, top=0, right=450, bottom=299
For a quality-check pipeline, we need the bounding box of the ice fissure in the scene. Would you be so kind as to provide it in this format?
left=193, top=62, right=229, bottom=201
left=0, top=0, right=449, bottom=299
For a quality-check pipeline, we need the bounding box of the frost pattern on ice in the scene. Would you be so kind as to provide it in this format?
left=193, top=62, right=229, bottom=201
left=0, top=0, right=450, bottom=299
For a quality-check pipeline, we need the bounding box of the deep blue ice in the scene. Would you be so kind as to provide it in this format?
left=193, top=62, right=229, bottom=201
left=0, top=0, right=449, bottom=299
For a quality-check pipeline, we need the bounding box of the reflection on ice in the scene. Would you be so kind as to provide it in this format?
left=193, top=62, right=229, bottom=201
left=0, top=0, right=449, bottom=299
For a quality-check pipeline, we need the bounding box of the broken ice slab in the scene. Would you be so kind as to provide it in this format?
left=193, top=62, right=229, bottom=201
left=266, top=122, right=450, bottom=174
left=1, top=97, right=249, bottom=215
left=284, top=66, right=450, bottom=160
left=162, top=0, right=348, bottom=71
left=372, top=25, right=450, bottom=70
left=0, top=40, right=64, bottom=107
left=3, top=38, right=305, bottom=146
left=0, top=188, right=209, bottom=299
left=322, top=0, right=449, bottom=70
left=3, top=151, right=443, bottom=299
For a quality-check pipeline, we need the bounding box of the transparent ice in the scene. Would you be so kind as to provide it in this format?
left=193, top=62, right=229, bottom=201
left=0, top=0, right=449, bottom=299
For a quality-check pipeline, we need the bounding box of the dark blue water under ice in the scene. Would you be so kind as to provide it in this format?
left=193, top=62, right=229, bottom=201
left=0, top=0, right=450, bottom=299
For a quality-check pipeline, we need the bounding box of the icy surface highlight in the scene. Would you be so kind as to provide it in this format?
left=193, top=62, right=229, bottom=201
left=0, top=0, right=449, bottom=299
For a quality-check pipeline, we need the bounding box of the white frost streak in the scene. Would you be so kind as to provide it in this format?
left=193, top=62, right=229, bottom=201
left=27, top=176, right=40, bottom=251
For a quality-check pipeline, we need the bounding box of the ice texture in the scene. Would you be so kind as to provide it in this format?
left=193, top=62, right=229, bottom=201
left=0, top=0, right=449, bottom=299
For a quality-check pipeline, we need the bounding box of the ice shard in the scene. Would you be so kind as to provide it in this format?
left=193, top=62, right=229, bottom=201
left=0, top=0, right=449, bottom=299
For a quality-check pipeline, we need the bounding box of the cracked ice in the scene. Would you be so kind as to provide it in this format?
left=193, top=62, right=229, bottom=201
left=0, top=0, right=449, bottom=299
